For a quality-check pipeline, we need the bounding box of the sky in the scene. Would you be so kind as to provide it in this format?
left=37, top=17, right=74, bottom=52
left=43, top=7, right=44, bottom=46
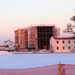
left=0, top=0, right=75, bottom=45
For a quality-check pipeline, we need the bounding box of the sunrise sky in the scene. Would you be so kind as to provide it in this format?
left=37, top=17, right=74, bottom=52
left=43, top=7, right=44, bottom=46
left=0, top=0, right=75, bottom=45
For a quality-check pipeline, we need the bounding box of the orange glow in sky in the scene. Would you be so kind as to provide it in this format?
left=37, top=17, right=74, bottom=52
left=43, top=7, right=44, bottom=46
left=0, top=0, right=75, bottom=45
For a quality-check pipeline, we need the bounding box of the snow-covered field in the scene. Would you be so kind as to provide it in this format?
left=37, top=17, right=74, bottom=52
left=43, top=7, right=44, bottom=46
left=0, top=53, right=75, bottom=69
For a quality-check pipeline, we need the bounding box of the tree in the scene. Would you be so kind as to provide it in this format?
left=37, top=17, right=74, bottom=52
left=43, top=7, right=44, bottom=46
left=63, top=9, right=75, bottom=36
left=71, top=16, right=75, bottom=21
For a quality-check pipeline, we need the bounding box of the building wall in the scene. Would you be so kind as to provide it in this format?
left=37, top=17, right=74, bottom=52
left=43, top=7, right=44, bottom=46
left=28, top=25, right=59, bottom=50
left=15, top=30, right=20, bottom=44
left=15, top=29, right=28, bottom=51
left=19, top=29, right=28, bottom=50
left=28, top=26, right=37, bottom=49
left=37, top=26, right=54, bottom=49
left=15, top=25, right=60, bottom=51
left=50, top=36, right=75, bottom=52
left=0, top=46, right=5, bottom=50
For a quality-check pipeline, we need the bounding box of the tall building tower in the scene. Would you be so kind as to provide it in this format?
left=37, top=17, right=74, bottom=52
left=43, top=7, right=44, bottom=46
left=15, top=29, right=28, bottom=51
left=28, top=25, right=60, bottom=50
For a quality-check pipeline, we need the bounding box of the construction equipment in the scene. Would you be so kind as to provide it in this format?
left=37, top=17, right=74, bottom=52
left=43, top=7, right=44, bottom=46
left=4, top=39, right=16, bottom=51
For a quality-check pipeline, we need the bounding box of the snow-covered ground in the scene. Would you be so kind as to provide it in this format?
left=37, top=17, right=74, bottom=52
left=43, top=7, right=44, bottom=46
left=0, top=53, right=75, bottom=69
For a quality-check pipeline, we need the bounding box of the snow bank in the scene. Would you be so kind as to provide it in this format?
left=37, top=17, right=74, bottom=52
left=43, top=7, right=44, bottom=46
left=0, top=53, right=75, bottom=69
left=0, top=51, right=10, bottom=54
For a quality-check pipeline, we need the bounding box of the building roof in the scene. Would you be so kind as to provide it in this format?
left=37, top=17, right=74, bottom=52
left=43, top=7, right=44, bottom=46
left=14, top=24, right=56, bottom=31
left=0, top=45, right=6, bottom=47
left=14, top=28, right=28, bottom=32
left=53, top=36, right=75, bottom=40
left=28, top=24, right=55, bottom=28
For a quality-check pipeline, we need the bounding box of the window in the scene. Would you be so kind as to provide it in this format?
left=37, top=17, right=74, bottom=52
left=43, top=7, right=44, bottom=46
left=68, top=41, right=70, bottom=43
left=57, top=47, right=59, bottom=50
left=68, top=46, right=71, bottom=49
left=63, top=46, right=65, bottom=49
left=62, top=41, right=65, bottom=44
left=74, top=46, right=75, bottom=49
left=57, top=41, right=59, bottom=44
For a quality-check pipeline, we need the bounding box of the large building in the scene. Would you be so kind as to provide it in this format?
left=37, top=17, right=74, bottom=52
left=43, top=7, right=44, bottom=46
left=28, top=25, right=60, bottom=50
left=14, top=25, right=60, bottom=51
left=15, top=29, right=28, bottom=51
left=50, top=36, right=75, bottom=52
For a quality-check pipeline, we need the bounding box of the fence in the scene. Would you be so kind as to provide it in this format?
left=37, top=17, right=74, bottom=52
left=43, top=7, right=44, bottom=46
left=0, top=64, right=75, bottom=75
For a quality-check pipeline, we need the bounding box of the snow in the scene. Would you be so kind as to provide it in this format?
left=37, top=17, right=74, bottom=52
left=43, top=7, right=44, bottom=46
left=0, top=53, right=75, bottom=69
left=0, top=51, right=10, bottom=54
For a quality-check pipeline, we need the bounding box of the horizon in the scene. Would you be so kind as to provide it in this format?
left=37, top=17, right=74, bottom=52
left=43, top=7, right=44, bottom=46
left=0, top=0, right=75, bottom=45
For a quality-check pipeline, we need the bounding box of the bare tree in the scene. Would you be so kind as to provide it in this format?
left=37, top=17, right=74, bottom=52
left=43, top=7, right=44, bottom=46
left=71, top=16, right=75, bottom=21
left=63, top=9, right=75, bottom=36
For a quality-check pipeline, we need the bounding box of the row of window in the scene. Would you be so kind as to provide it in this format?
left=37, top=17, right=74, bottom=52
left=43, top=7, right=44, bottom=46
left=38, top=34, right=51, bottom=38
left=37, top=27, right=53, bottom=32
left=56, top=40, right=75, bottom=44
left=57, top=46, right=75, bottom=50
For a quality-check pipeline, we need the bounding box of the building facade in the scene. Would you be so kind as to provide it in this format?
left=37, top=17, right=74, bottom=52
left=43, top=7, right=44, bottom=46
left=28, top=25, right=60, bottom=50
left=14, top=25, right=60, bottom=51
left=50, top=36, right=75, bottom=52
left=15, top=29, right=28, bottom=51
left=0, top=46, right=5, bottom=51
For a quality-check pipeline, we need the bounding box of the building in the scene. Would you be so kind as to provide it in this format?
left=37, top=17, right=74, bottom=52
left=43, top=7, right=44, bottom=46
left=28, top=25, right=60, bottom=50
left=50, top=36, right=75, bottom=52
left=15, top=29, right=28, bottom=51
left=14, top=25, right=60, bottom=52
left=0, top=45, right=6, bottom=51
